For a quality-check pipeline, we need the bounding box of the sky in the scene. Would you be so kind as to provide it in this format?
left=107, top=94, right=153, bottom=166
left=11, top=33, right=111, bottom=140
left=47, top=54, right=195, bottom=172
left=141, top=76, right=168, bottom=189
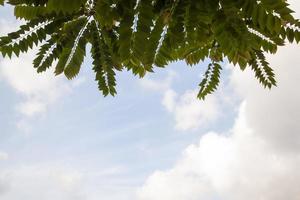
left=0, top=1, right=300, bottom=200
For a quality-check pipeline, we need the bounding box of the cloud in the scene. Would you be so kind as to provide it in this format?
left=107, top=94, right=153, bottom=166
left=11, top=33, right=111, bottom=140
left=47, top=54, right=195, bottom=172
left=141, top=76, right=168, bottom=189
left=139, top=70, right=177, bottom=92
left=161, top=89, right=177, bottom=112
left=0, top=52, right=72, bottom=117
left=0, top=17, right=87, bottom=120
left=166, top=89, right=221, bottom=131
left=0, top=51, right=88, bottom=119
left=0, top=152, right=8, bottom=160
left=0, top=48, right=87, bottom=135
left=138, top=102, right=300, bottom=200
left=0, top=175, right=10, bottom=196
left=0, top=163, right=135, bottom=200
left=0, top=18, right=22, bottom=36
left=137, top=36, right=300, bottom=200
left=230, top=44, right=300, bottom=152
left=0, top=164, right=86, bottom=200
left=140, top=71, right=222, bottom=131
left=289, top=0, right=300, bottom=18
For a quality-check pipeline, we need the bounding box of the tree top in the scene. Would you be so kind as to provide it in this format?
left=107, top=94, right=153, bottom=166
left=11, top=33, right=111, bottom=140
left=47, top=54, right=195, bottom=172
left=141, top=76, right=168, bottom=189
left=0, top=0, right=299, bottom=99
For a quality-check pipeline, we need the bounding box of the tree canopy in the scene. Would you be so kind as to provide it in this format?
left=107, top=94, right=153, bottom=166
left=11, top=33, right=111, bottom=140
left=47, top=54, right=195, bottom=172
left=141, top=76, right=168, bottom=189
left=0, top=0, right=299, bottom=99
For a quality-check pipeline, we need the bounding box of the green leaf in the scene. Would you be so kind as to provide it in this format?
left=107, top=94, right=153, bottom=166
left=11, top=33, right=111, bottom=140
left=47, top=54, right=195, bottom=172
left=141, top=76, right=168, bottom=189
left=250, top=50, right=276, bottom=88
left=117, top=0, right=136, bottom=62
left=143, top=15, right=165, bottom=69
left=33, top=36, right=61, bottom=73
left=14, top=5, right=48, bottom=20
left=198, top=62, right=222, bottom=100
left=131, top=0, right=154, bottom=74
left=90, top=21, right=110, bottom=96
left=46, top=0, right=86, bottom=14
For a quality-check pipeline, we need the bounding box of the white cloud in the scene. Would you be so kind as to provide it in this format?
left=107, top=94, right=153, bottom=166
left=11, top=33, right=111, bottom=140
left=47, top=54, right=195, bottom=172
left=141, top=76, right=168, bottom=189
left=0, top=175, right=10, bottom=196
left=0, top=19, right=22, bottom=36
left=0, top=164, right=86, bottom=200
left=138, top=26, right=300, bottom=200
left=289, top=0, right=300, bottom=18
left=161, top=89, right=177, bottom=112
left=0, top=163, right=135, bottom=200
left=138, top=101, right=300, bottom=200
left=0, top=152, right=8, bottom=160
left=139, top=70, right=177, bottom=92
left=0, top=17, right=87, bottom=120
left=0, top=52, right=72, bottom=117
left=18, top=99, right=47, bottom=116
left=140, top=71, right=222, bottom=131
left=169, top=90, right=221, bottom=131
left=230, top=44, right=300, bottom=152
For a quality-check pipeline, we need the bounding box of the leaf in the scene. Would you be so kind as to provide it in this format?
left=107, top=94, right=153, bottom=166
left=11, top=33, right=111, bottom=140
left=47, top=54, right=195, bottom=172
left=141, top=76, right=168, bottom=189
left=143, top=14, right=165, bottom=69
left=46, top=0, right=86, bottom=14
left=131, top=0, right=154, bottom=74
left=185, top=46, right=209, bottom=66
left=250, top=50, right=276, bottom=88
left=90, top=20, right=117, bottom=96
left=64, top=39, right=86, bottom=79
left=0, top=18, right=49, bottom=56
left=14, top=5, right=48, bottom=20
left=33, top=36, right=61, bottom=73
left=117, top=0, right=136, bottom=62
left=90, top=21, right=110, bottom=96
left=198, top=62, right=222, bottom=100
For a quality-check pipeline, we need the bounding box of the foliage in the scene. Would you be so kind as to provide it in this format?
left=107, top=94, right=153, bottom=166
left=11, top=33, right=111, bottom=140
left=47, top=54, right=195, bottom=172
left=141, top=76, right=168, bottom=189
left=0, top=0, right=299, bottom=99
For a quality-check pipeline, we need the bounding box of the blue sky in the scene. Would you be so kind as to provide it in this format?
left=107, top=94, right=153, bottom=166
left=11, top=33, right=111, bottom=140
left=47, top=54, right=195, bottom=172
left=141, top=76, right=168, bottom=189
left=1, top=1, right=300, bottom=200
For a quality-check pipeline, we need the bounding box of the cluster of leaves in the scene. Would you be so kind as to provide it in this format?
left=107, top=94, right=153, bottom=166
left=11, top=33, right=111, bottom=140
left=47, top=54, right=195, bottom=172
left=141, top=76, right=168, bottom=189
left=0, top=0, right=299, bottom=99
